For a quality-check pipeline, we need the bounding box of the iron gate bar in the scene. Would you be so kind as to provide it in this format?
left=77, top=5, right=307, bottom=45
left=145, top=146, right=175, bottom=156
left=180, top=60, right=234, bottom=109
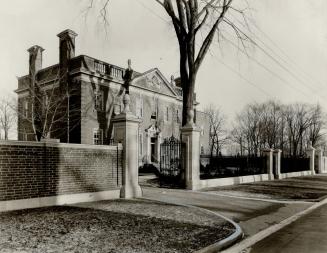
left=159, top=136, right=185, bottom=187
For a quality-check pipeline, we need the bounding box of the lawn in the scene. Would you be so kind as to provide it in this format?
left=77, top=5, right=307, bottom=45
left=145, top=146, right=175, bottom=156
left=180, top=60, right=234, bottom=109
left=0, top=200, right=234, bottom=253
left=204, top=175, right=327, bottom=201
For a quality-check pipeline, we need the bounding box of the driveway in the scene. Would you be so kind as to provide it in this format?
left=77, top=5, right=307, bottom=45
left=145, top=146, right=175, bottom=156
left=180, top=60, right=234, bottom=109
left=142, top=187, right=313, bottom=237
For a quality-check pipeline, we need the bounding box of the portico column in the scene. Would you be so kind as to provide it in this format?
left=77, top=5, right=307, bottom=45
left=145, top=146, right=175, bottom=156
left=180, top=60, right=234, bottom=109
left=306, top=145, right=316, bottom=175
left=181, top=124, right=201, bottom=190
left=273, top=149, right=282, bottom=179
left=263, top=149, right=274, bottom=180
left=112, top=93, right=142, bottom=199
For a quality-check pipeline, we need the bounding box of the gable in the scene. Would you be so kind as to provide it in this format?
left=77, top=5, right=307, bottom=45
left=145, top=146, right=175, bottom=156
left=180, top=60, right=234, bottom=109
left=131, top=69, right=178, bottom=97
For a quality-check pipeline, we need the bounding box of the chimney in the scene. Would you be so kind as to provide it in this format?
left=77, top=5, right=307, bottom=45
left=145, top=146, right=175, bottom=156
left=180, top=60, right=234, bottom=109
left=28, top=45, right=44, bottom=77
left=57, top=29, right=78, bottom=89
left=57, top=29, right=78, bottom=65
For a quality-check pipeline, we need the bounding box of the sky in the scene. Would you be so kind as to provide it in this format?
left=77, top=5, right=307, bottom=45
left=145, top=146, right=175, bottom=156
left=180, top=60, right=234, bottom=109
left=1, top=0, right=327, bottom=121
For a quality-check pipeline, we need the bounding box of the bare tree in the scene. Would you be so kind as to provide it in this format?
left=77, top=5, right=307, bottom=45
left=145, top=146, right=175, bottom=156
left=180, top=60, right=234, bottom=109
left=306, top=104, right=325, bottom=147
left=230, top=126, right=245, bottom=155
left=85, top=0, right=251, bottom=126
left=259, top=100, right=284, bottom=149
left=0, top=97, right=16, bottom=140
left=284, top=103, right=312, bottom=156
left=231, top=101, right=286, bottom=156
left=16, top=67, right=81, bottom=142
left=204, top=104, right=228, bottom=156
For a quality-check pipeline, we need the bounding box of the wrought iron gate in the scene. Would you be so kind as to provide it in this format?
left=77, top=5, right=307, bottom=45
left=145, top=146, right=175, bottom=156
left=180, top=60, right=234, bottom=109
left=159, top=136, right=185, bottom=187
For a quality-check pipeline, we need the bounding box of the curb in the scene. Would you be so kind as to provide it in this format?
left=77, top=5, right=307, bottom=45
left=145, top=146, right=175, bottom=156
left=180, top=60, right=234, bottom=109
left=220, top=196, right=327, bottom=253
left=140, top=196, right=244, bottom=253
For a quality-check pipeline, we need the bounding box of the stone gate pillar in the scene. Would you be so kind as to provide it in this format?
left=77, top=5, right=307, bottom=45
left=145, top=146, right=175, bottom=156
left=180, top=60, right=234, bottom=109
left=273, top=149, right=282, bottom=179
left=316, top=148, right=323, bottom=174
left=112, top=93, right=142, bottom=199
left=263, top=149, right=274, bottom=180
left=181, top=124, right=201, bottom=190
left=306, top=145, right=316, bottom=175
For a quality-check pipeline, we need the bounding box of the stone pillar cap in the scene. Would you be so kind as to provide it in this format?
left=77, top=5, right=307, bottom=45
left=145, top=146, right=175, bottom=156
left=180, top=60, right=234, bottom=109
left=262, top=148, right=274, bottom=152
left=27, top=45, right=44, bottom=53
left=273, top=149, right=282, bottom=153
left=57, top=29, right=78, bottom=39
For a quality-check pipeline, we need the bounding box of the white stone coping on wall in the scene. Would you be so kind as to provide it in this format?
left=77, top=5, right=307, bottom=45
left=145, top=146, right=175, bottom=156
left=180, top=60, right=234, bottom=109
left=0, top=140, right=123, bottom=151
left=0, top=190, right=120, bottom=212
left=198, top=174, right=270, bottom=189
left=279, top=170, right=312, bottom=179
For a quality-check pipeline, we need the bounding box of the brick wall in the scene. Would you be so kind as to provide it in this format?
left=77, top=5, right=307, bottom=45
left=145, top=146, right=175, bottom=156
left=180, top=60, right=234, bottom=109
left=0, top=141, right=122, bottom=201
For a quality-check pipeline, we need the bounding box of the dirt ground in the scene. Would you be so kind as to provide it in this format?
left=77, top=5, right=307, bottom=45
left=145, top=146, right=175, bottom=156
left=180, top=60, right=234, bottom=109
left=0, top=199, right=234, bottom=253
left=204, top=175, right=327, bottom=201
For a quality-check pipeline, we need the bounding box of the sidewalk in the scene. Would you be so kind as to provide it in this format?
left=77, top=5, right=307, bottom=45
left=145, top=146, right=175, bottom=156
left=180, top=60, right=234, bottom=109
left=248, top=203, right=327, bottom=253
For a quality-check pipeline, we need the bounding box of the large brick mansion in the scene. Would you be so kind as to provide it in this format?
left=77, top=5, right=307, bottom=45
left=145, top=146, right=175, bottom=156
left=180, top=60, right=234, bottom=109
left=15, top=29, right=210, bottom=166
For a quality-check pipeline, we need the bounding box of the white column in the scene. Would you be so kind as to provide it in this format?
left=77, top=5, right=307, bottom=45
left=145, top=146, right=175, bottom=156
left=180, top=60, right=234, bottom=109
left=263, top=149, right=274, bottom=180
left=306, top=146, right=316, bottom=175
left=273, top=149, right=282, bottom=179
left=112, top=94, right=142, bottom=199
left=181, top=125, right=201, bottom=190
left=316, top=148, right=323, bottom=174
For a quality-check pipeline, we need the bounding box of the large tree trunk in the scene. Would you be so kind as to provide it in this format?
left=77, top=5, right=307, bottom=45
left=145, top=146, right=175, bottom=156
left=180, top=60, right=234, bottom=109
left=181, top=75, right=196, bottom=126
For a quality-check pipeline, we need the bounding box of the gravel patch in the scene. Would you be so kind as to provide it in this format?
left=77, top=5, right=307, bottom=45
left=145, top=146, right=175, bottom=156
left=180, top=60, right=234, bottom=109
left=0, top=201, right=234, bottom=253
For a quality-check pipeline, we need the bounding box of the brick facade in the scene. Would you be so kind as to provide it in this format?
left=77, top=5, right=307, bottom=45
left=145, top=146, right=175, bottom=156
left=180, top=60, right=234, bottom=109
left=16, top=29, right=210, bottom=167
left=0, top=141, right=122, bottom=201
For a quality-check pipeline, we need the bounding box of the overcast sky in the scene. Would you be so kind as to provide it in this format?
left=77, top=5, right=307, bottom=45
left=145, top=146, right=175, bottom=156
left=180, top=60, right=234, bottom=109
left=1, top=0, right=327, bottom=118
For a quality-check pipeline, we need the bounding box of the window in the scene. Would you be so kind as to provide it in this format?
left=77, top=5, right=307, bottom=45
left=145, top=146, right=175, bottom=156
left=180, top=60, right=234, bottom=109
left=23, top=100, right=29, bottom=118
left=136, top=96, right=143, bottom=118
left=93, top=129, right=103, bottom=145
left=176, top=109, right=180, bottom=123
left=139, top=133, right=143, bottom=157
left=151, top=111, right=157, bottom=120
left=165, top=107, right=169, bottom=121
left=200, top=125, right=204, bottom=136
left=201, top=145, right=204, bottom=155
left=94, top=90, right=104, bottom=111
left=151, top=98, right=158, bottom=120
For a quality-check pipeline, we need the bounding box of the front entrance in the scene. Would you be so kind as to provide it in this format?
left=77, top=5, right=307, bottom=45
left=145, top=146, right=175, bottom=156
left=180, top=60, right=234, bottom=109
left=151, top=137, right=157, bottom=162
left=145, top=124, right=161, bottom=165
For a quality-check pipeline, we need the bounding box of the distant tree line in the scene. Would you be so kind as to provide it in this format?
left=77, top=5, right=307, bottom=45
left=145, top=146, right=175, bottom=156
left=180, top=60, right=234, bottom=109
left=205, top=100, right=326, bottom=157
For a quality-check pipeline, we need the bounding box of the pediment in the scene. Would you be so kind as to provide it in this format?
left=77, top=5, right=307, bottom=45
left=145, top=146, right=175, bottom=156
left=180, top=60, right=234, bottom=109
left=131, top=68, right=178, bottom=97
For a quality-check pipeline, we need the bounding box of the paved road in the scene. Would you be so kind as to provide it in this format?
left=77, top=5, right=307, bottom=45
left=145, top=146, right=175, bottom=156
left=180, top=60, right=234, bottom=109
left=142, top=187, right=312, bottom=236
left=248, top=203, right=327, bottom=253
